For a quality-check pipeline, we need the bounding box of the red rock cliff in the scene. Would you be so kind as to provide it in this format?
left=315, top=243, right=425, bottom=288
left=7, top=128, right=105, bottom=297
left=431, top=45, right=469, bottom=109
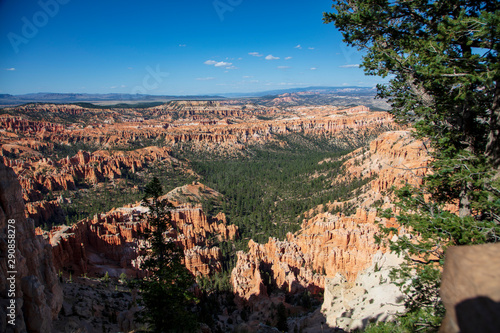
left=38, top=184, right=238, bottom=278
left=231, top=130, right=430, bottom=302
left=0, top=163, right=63, bottom=332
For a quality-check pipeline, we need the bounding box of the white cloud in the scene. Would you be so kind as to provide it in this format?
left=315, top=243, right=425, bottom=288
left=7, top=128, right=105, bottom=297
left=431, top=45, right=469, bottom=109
left=339, top=64, right=360, bottom=68
left=265, top=55, right=280, bottom=60
left=277, top=66, right=290, bottom=69
left=285, top=57, right=292, bottom=60
left=249, top=52, right=263, bottom=57
left=310, top=67, right=317, bottom=70
left=294, top=44, right=302, bottom=49
left=4, top=68, right=15, bottom=71
left=215, top=61, right=232, bottom=67
left=243, top=75, right=253, bottom=78
left=205, top=60, right=233, bottom=67
left=196, top=77, right=215, bottom=81
left=179, top=44, right=186, bottom=47
left=225, top=65, right=238, bottom=70
left=308, top=47, right=315, bottom=50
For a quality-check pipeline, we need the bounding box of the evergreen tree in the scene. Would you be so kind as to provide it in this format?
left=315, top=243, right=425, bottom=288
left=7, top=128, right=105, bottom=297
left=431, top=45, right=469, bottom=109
left=325, top=1, right=500, bottom=330
left=276, top=302, right=288, bottom=332
left=135, top=177, right=198, bottom=332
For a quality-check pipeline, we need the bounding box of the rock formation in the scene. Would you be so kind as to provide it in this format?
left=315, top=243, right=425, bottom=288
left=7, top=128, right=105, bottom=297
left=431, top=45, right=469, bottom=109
left=440, top=243, right=500, bottom=333
left=231, top=208, right=384, bottom=303
left=231, top=130, right=429, bottom=308
left=2, top=104, right=394, bottom=154
left=51, top=276, right=139, bottom=333
left=37, top=183, right=238, bottom=278
left=4, top=146, right=176, bottom=202
left=319, top=251, right=405, bottom=331
left=1, top=102, right=431, bottom=331
left=1, top=145, right=182, bottom=227
left=0, top=163, right=63, bottom=332
left=0, top=104, right=397, bottom=229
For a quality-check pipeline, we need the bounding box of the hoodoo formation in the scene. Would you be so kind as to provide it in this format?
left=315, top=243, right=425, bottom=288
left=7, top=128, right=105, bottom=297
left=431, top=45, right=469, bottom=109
left=3, top=1, right=499, bottom=331
left=230, top=130, right=429, bottom=303
left=0, top=98, right=429, bottom=332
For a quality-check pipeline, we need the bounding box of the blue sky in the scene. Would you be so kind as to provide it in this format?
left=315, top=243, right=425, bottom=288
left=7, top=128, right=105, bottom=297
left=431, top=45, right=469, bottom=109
left=0, top=0, right=385, bottom=95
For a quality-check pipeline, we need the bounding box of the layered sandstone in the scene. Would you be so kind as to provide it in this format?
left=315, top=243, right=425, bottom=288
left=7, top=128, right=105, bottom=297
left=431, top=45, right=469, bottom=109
left=38, top=183, right=238, bottom=278
left=231, top=208, right=383, bottom=302
left=231, top=130, right=429, bottom=303
left=1, top=145, right=180, bottom=226
left=5, top=146, right=176, bottom=201
left=309, top=130, right=430, bottom=216
left=0, top=163, right=63, bottom=332
left=0, top=104, right=397, bottom=228
left=2, top=105, right=394, bottom=152
left=0, top=115, right=65, bottom=135
left=340, top=129, right=429, bottom=194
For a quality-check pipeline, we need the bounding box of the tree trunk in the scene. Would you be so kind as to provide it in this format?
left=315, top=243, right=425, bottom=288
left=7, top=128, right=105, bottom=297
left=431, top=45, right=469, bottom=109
left=486, top=80, right=500, bottom=170
left=459, top=182, right=472, bottom=218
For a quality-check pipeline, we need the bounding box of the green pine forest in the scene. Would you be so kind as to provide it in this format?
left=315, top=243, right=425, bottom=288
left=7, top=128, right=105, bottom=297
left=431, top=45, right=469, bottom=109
left=57, top=132, right=379, bottom=245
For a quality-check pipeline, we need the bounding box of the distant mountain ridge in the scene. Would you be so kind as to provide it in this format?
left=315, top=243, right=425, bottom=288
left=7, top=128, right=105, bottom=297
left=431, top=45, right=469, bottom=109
left=0, top=92, right=226, bottom=105
left=221, top=86, right=377, bottom=97
left=0, top=86, right=378, bottom=106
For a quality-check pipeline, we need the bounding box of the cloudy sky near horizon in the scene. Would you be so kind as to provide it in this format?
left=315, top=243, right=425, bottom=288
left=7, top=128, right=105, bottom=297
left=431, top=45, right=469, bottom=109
left=0, top=0, right=387, bottom=95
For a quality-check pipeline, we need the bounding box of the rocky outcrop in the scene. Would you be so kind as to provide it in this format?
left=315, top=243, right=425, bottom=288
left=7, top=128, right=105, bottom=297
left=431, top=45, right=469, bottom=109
left=25, top=200, right=65, bottom=226
left=231, top=130, right=429, bottom=304
left=1, top=145, right=180, bottom=226
left=0, top=116, right=65, bottom=135
left=231, top=208, right=384, bottom=303
left=304, top=130, right=430, bottom=218
left=3, top=105, right=395, bottom=152
left=339, top=129, right=429, bottom=194
left=4, top=146, right=176, bottom=201
left=440, top=243, right=500, bottom=333
left=0, top=163, right=63, bottom=332
left=38, top=183, right=238, bottom=278
left=1, top=105, right=397, bottom=228
left=319, top=251, right=405, bottom=332
left=52, top=277, right=138, bottom=333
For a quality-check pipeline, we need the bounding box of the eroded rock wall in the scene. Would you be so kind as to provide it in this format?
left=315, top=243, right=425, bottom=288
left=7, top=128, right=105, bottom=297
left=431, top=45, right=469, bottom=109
left=231, top=130, right=429, bottom=305
left=0, top=163, right=63, bottom=332
left=38, top=184, right=238, bottom=279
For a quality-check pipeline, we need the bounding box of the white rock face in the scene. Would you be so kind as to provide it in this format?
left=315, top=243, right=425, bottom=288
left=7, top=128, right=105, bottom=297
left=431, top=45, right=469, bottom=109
left=320, top=251, right=405, bottom=331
